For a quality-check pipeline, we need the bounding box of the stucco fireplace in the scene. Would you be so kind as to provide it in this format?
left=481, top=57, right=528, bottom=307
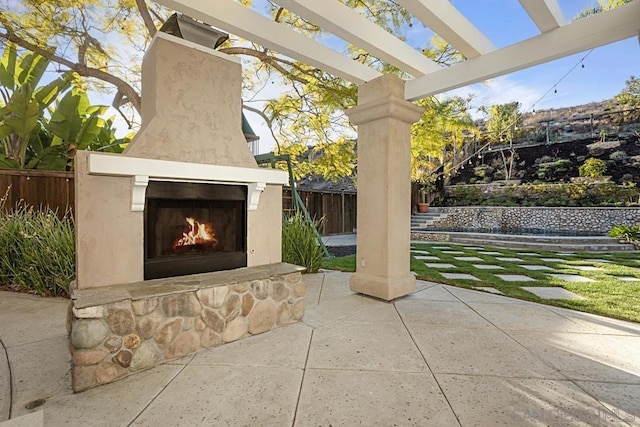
left=68, top=31, right=306, bottom=392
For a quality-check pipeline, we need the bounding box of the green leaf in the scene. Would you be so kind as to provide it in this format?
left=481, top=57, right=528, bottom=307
left=76, top=114, right=105, bottom=150
left=51, top=135, right=64, bottom=147
left=0, top=43, right=17, bottom=90
left=4, top=85, right=41, bottom=138
left=48, top=90, right=84, bottom=141
left=0, top=124, right=13, bottom=141
left=26, top=145, right=67, bottom=171
left=17, top=52, right=49, bottom=88
left=0, top=156, right=21, bottom=169
left=34, top=73, right=73, bottom=108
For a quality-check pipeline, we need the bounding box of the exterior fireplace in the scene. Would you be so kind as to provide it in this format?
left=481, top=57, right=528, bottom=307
left=144, top=181, right=247, bottom=279
left=69, top=32, right=304, bottom=393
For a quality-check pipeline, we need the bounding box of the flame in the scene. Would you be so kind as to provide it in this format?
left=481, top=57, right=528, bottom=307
left=172, top=217, right=218, bottom=251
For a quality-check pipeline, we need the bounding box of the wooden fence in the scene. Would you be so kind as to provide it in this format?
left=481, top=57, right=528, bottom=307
left=0, top=171, right=358, bottom=235
left=284, top=188, right=357, bottom=235
left=0, top=170, right=74, bottom=215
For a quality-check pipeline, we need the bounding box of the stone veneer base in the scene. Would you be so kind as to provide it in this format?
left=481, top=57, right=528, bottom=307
left=68, top=263, right=306, bottom=392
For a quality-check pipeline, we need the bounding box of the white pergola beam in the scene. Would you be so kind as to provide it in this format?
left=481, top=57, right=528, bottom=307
left=154, top=0, right=382, bottom=85
left=406, top=1, right=640, bottom=101
left=274, top=0, right=441, bottom=77
left=395, top=0, right=495, bottom=58
left=519, top=0, right=566, bottom=33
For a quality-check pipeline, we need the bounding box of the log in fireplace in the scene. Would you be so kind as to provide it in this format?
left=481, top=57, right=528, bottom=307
left=144, top=181, right=247, bottom=279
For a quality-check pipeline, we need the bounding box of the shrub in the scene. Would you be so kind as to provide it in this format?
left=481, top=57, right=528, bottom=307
left=0, top=203, right=75, bottom=296
left=282, top=212, right=324, bottom=273
left=608, top=224, right=640, bottom=249
left=620, top=173, right=635, bottom=184
left=443, top=182, right=640, bottom=207
left=609, top=151, right=628, bottom=162
left=579, top=158, right=607, bottom=178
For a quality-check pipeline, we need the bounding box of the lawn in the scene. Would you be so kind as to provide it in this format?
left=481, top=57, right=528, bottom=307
left=321, top=243, right=640, bottom=323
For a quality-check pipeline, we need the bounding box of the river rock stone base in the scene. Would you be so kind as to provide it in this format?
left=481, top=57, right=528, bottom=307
left=69, top=263, right=305, bottom=392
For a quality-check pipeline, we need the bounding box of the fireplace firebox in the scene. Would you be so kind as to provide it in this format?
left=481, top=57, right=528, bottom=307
left=144, top=181, right=247, bottom=280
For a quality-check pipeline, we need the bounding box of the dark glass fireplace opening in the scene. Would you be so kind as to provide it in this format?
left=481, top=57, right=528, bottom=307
left=144, top=181, right=247, bottom=280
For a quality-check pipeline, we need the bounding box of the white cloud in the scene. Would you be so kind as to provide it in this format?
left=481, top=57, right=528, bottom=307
left=442, top=76, right=544, bottom=119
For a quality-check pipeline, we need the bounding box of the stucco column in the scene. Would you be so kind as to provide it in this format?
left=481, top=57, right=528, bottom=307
left=346, top=74, right=423, bottom=301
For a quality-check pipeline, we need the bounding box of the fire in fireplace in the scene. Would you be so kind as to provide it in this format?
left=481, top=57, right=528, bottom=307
left=144, top=181, right=247, bottom=279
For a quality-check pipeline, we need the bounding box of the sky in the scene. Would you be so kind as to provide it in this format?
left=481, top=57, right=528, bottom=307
left=242, top=0, right=640, bottom=154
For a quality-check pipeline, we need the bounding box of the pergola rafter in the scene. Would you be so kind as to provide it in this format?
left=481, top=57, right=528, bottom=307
left=394, top=0, right=496, bottom=58
left=407, top=0, right=640, bottom=100
left=274, top=0, right=441, bottom=77
left=518, top=0, right=566, bottom=32
left=154, top=0, right=640, bottom=102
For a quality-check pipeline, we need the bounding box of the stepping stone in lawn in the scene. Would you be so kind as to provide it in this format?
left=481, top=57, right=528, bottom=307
left=478, top=251, right=503, bottom=255
left=454, top=256, right=483, bottom=262
left=432, top=246, right=451, bottom=250
left=548, top=274, right=595, bottom=282
left=441, top=273, right=479, bottom=281
left=572, top=266, right=602, bottom=272
left=496, top=257, right=524, bottom=262
left=541, top=258, right=566, bottom=263
left=495, top=274, right=536, bottom=282
left=520, top=265, right=554, bottom=271
left=442, top=250, right=465, bottom=254
left=521, top=287, right=586, bottom=300
left=615, top=276, right=640, bottom=282
left=474, top=287, right=504, bottom=295
left=517, top=252, right=540, bottom=257
left=586, top=259, right=612, bottom=263
left=414, top=255, right=440, bottom=260
left=411, top=271, right=418, bottom=276
left=556, top=252, right=575, bottom=256
left=410, top=250, right=430, bottom=255
left=472, top=264, right=504, bottom=270
left=425, top=263, right=457, bottom=269
left=463, top=246, right=483, bottom=250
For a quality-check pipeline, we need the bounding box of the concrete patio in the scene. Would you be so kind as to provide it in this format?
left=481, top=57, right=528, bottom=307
left=1, top=271, right=640, bottom=426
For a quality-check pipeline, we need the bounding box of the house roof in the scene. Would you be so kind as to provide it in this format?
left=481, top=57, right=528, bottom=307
left=242, top=112, right=259, bottom=142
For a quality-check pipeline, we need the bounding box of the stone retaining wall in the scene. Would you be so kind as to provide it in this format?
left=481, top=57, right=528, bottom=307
left=428, top=207, right=640, bottom=234
left=69, top=263, right=305, bottom=392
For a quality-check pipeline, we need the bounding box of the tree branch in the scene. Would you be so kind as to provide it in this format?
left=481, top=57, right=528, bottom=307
left=135, top=0, right=157, bottom=38
left=0, top=30, right=141, bottom=114
left=219, top=46, right=310, bottom=84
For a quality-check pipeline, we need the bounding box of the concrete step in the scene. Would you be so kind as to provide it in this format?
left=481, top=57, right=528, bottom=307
left=411, top=231, right=637, bottom=252
left=413, top=231, right=621, bottom=245
left=410, top=212, right=448, bottom=229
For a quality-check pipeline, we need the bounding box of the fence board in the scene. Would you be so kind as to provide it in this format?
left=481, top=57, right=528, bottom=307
left=284, top=188, right=357, bottom=235
left=0, top=170, right=74, bottom=215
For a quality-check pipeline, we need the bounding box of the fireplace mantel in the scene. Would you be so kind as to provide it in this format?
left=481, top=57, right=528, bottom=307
left=87, top=153, right=288, bottom=211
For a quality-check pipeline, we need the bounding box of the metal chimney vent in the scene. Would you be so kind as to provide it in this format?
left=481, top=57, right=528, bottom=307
left=159, top=13, right=229, bottom=50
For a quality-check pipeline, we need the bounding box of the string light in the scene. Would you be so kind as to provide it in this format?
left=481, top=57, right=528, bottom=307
left=528, top=49, right=593, bottom=113
left=443, top=49, right=594, bottom=181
